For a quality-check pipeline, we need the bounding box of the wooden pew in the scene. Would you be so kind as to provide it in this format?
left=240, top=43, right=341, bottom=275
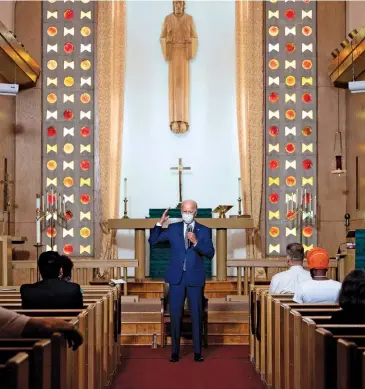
left=0, top=286, right=120, bottom=389
left=315, top=327, right=365, bottom=389
left=337, top=338, right=365, bottom=389
left=289, top=308, right=340, bottom=389
left=0, top=352, right=29, bottom=389
left=0, top=339, right=52, bottom=389
left=0, top=289, right=118, bottom=388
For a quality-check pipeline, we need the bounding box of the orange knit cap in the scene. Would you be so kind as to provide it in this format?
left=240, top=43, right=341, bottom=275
left=306, top=247, right=329, bottom=270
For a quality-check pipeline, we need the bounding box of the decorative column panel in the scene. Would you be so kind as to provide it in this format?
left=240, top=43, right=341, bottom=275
left=42, top=1, right=95, bottom=256
left=265, top=0, right=317, bottom=256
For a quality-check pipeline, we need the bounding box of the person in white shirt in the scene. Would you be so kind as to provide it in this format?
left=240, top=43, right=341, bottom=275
left=269, top=243, right=311, bottom=294
left=293, top=247, right=341, bottom=303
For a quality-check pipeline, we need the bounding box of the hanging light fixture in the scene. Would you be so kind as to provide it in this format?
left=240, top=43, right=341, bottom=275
left=331, top=45, right=346, bottom=176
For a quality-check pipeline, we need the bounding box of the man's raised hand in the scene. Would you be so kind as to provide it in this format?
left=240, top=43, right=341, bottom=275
left=159, top=208, right=170, bottom=225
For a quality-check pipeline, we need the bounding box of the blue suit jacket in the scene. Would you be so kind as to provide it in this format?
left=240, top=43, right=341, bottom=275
left=149, top=221, right=215, bottom=286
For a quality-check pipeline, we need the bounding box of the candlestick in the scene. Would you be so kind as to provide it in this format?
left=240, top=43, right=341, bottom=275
left=123, top=198, right=129, bottom=219
left=237, top=197, right=242, bottom=216
left=124, top=178, right=127, bottom=198
left=238, top=178, right=241, bottom=198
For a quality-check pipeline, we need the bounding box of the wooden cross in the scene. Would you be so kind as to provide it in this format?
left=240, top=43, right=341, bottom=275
left=170, top=158, right=191, bottom=207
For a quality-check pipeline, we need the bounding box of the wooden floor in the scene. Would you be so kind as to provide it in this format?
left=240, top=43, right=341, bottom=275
left=120, top=297, right=249, bottom=346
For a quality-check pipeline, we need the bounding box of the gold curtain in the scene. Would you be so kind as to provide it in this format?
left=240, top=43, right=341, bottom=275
left=235, top=1, right=264, bottom=259
left=96, top=1, right=126, bottom=271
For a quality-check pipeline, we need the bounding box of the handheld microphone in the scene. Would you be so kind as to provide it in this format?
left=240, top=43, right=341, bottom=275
left=187, top=224, right=193, bottom=248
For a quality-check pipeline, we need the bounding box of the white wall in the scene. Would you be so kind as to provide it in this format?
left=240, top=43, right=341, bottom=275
left=0, top=0, right=15, bottom=31
left=119, top=1, right=245, bottom=277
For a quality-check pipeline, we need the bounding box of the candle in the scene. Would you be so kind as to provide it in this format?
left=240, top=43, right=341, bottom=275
left=124, top=178, right=127, bottom=199
left=238, top=178, right=241, bottom=198
left=42, top=195, right=45, bottom=213
left=36, top=194, right=40, bottom=209
left=36, top=213, right=41, bottom=244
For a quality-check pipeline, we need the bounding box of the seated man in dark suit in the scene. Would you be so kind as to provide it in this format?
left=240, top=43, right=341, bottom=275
left=20, top=251, right=83, bottom=309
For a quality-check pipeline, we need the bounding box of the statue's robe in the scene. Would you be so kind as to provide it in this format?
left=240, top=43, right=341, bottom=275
left=160, top=13, right=198, bottom=134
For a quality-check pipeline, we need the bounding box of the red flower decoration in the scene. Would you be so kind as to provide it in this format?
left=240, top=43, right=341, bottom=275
left=302, top=126, right=312, bottom=136
left=80, top=126, right=91, bottom=137
left=285, top=42, right=296, bottom=53
left=286, top=210, right=296, bottom=221
left=63, top=244, right=73, bottom=255
left=285, top=9, right=295, bottom=20
left=80, top=160, right=91, bottom=171
left=80, top=194, right=91, bottom=204
left=64, top=42, right=74, bottom=54
left=302, top=159, right=313, bottom=170
left=302, top=192, right=312, bottom=204
left=47, top=126, right=56, bottom=137
left=285, top=143, right=296, bottom=153
left=269, top=193, right=280, bottom=203
left=269, top=92, right=279, bottom=104
left=269, top=126, right=279, bottom=136
left=64, top=9, right=74, bottom=20
left=302, top=93, right=312, bottom=103
left=65, top=210, right=73, bottom=221
left=64, top=110, right=74, bottom=121
left=269, top=160, right=279, bottom=169
left=303, top=226, right=313, bottom=237
left=47, top=193, right=56, bottom=205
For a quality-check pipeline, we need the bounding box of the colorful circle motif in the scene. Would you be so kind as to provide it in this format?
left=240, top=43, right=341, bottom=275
left=80, top=194, right=91, bottom=204
left=81, top=26, right=91, bottom=37
left=302, top=93, right=312, bottom=103
left=285, top=143, right=296, bottom=153
left=80, top=60, right=91, bottom=70
left=269, top=226, right=280, bottom=238
left=63, top=177, right=74, bottom=188
left=286, top=76, right=296, bottom=86
left=47, top=93, right=57, bottom=104
left=269, top=160, right=279, bottom=169
left=269, top=126, right=279, bottom=136
left=64, top=76, right=74, bottom=87
left=303, top=226, right=313, bottom=237
left=47, top=126, right=57, bottom=137
left=302, top=26, right=312, bottom=36
left=63, top=143, right=74, bottom=154
left=80, top=126, right=91, bottom=137
left=269, top=92, right=279, bottom=104
left=80, top=227, right=91, bottom=238
left=285, top=42, right=296, bottom=53
left=47, top=60, right=58, bottom=70
left=302, top=159, right=313, bottom=170
left=285, top=9, right=295, bottom=20
left=64, top=42, right=74, bottom=54
left=302, top=59, right=312, bottom=70
left=268, top=26, right=279, bottom=37
left=63, top=244, right=73, bottom=255
left=285, top=109, right=296, bottom=120
left=47, top=26, right=57, bottom=36
left=47, top=160, right=57, bottom=171
left=285, top=176, right=296, bottom=186
left=269, top=193, right=280, bottom=204
left=302, top=126, right=312, bottom=136
left=269, top=59, right=279, bottom=70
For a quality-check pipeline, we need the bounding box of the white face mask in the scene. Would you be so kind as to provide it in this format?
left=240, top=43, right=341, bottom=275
left=182, top=212, right=194, bottom=225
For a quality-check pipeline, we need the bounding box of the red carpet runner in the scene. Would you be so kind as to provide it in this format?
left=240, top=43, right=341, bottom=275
left=112, top=345, right=265, bottom=389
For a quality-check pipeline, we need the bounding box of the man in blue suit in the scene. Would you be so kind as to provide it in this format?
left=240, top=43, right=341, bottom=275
left=149, top=200, right=215, bottom=363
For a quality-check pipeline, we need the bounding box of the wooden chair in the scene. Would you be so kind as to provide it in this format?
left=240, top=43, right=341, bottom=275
left=0, top=352, right=29, bottom=389
left=160, top=285, right=208, bottom=348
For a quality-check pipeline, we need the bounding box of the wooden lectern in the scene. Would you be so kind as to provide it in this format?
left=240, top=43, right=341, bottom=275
left=108, top=218, right=254, bottom=281
left=0, top=236, right=27, bottom=286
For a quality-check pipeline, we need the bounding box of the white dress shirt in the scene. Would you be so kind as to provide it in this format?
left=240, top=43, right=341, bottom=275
left=293, top=279, right=342, bottom=303
left=269, top=265, right=311, bottom=294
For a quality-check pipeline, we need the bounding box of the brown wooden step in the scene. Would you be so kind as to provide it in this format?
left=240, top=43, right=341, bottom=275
left=120, top=334, right=249, bottom=346
left=121, top=322, right=249, bottom=335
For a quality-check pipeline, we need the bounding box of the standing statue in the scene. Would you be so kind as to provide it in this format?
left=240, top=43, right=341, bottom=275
left=160, top=1, right=198, bottom=134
